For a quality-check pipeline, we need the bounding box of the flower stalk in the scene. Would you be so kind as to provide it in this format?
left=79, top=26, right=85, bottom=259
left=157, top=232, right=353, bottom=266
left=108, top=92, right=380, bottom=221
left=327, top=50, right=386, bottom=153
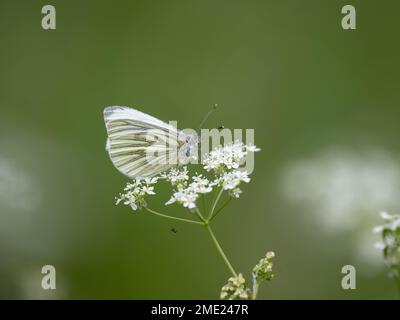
left=145, top=207, right=202, bottom=225
left=206, top=224, right=237, bottom=277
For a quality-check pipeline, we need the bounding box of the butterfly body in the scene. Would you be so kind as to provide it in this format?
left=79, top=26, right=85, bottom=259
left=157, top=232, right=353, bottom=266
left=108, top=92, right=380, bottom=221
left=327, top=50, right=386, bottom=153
left=104, top=106, right=198, bottom=178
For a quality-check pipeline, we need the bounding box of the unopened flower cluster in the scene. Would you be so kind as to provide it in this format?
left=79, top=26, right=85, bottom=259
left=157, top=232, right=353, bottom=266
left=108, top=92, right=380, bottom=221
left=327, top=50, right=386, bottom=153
left=220, top=273, right=250, bottom=300
left=115, top=141, right=259, bottom=211
left=252, top=251, right=275, bottom=284
left=220, top=251, right=276, bottom=300
left=374, top=211, right=400, bottom=278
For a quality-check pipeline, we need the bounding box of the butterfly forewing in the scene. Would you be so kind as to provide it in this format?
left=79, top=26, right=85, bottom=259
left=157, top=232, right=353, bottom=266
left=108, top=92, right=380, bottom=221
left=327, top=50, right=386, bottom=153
left=104, top=106, right=186, bottom=178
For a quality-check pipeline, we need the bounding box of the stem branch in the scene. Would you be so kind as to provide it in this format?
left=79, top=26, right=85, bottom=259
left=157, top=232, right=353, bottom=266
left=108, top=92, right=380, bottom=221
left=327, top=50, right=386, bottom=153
left=194, top=208, right=207, bottom=223
left=209, top=197, right=232, bottom=222
left=208, top=187, right=224, bottom=220
left=145, top=207, right=202, bottom=225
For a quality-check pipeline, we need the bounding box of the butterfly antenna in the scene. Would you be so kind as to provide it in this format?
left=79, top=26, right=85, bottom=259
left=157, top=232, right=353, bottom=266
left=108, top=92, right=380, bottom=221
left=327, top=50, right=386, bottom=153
left=198, top=104, right=218, bottom=130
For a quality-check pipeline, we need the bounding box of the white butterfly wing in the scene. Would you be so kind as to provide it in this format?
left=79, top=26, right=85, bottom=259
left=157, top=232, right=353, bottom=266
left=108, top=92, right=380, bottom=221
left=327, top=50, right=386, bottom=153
left=104, top=106, right=186, bottom=178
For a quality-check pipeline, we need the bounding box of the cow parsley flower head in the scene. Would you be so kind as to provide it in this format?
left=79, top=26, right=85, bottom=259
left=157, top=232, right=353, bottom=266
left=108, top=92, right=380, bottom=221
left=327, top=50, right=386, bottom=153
left=162, top=166, right=189, bottom=187
left=191, top=174, right=213, bottom=194
left=203, top=141, right=259, bottom=173
left=165, top=174, right=213, bottom=209
left=166, top=187, right=199, bottom=209
left=219, top=170, right=250, bottom=190
left=116, top=177, right=158, bottom=211
left=374, top=211, right=400, bottom=278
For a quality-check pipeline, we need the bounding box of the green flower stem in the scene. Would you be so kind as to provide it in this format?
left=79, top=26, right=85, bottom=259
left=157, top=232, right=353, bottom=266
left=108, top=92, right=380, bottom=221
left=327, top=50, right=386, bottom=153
left=145, top=207, right=203, bottom=225
left=209, top=197, right=231, bottom=222
left=208, top=187, right=224, bottom=220
left=194, top=208, right=207, bottom=223
left=201, top=193, right=206, bottom=214
left=252, top=277, right=259, bottom=300
left=148, top=192, right=238, bottom=280
left=206, top=224, right=237, bottom=278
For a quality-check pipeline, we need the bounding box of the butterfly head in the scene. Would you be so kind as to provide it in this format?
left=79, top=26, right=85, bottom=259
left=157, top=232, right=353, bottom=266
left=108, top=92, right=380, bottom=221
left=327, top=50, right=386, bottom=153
left=178, top=133, right=199, bottom=164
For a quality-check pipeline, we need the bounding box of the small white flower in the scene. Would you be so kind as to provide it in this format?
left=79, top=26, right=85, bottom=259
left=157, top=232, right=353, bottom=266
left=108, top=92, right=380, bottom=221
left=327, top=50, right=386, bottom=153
left=163, top=167, right=189, bottom=186
left=217, top=170, right=251, bottom=190
left=166, top=187, right=198, bottom=209
left=141, top=185, right=155, bottom=195
left=166, top=174, right=216, bottom=209
left=115, top=178, right=157, bottom=211
left=230, top=188, right=242, bottom=198
left=202, top=141, right=259, bottom=177
left=234, top=170, right=250, bottom=183
left=191, top=175, right=213, bottom=194
left=144, top=177, right=159, bottom=185
left=246, top=145, right=261, bottom=152
left=124, top=181, right=140, bottom=191
left=374, top=242, right=385, bottom=250
left=129, top=201, right=138, bottom=211
left=376, top=211, right=400, bottom=232
left=222, top=173, right=239, bottom=189
left=203, top=141, right=251, bottom=172
left=391, top=219, right=400, bottom=231
left=372, top=225, right=384, bottom=234
left=380, top=211, right=392, bottom=220
left=182, top=193, right=198, bottom=209
left=165, top=197, right=176, bottom=206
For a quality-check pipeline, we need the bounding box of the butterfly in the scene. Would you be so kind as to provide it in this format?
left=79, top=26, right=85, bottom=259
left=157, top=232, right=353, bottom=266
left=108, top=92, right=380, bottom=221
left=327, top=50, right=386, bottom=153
left=104, top=106, right=199, bottom=179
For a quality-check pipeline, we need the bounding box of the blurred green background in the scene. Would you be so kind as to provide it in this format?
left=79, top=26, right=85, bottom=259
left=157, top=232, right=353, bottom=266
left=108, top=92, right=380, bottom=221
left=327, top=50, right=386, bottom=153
left=1, top=0, right=399, bottom=299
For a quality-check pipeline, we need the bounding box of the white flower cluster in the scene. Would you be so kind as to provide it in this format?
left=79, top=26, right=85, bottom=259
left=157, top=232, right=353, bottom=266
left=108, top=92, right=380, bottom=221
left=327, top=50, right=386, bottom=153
left=203, top=142, right=260, bottom=173
left=115, top=177, right=158, bottom=211
left=115, top=142, right=259, bottom=211
left=165, top=169, right=213, bottom=209
left=161, top=167, right=189, bottom=187
left=165, top=142, right=258, bottom=209
left=220, top=273, right=250, bottom=300
left=374, top=211, right=400, bottom=277
left=215, top=170, right=250, bottom=198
